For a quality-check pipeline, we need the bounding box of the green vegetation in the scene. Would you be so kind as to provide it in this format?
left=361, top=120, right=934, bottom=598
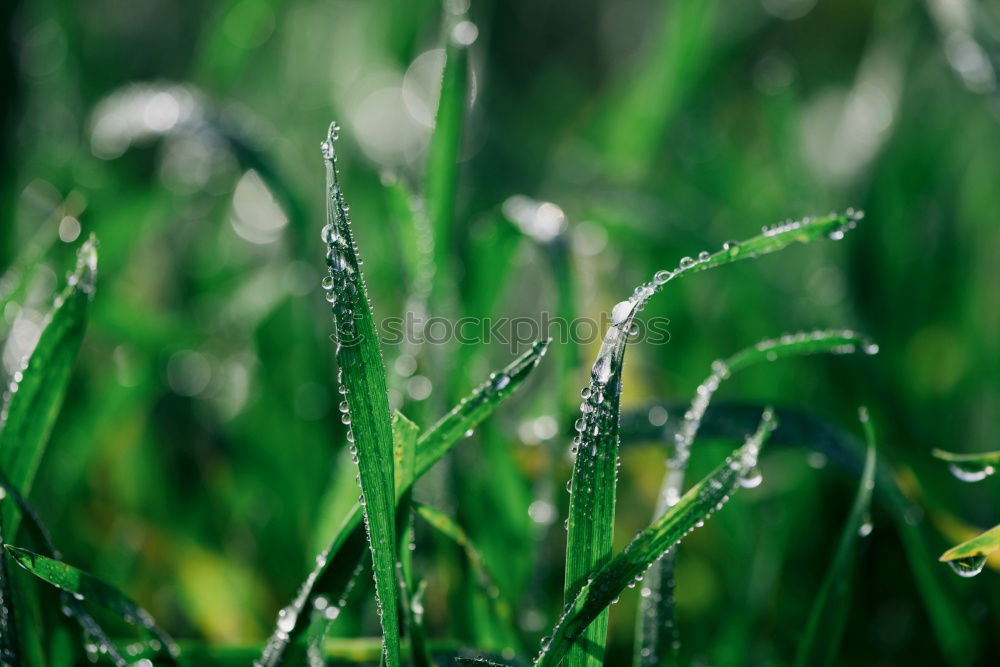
left=1, top=0, right=998, bottom=665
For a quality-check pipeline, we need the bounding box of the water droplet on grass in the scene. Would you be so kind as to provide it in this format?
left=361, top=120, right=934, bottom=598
left=947, top=555, right=987, bottom=578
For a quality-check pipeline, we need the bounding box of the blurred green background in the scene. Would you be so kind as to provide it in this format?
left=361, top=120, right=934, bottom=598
left=1, top=0, right=999, bottom=664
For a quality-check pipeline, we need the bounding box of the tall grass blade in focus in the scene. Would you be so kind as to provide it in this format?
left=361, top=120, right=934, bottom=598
left=317, top=122, right=399, bottom=667
left=540, top=410, right=777, bottom=667
left=563, top=211, right=861, bottom=666
left=636, top=329, right=877, bottom=665
left=259, top=341, right=548, bottom=663
left=795, top=408, right=877, bottom=667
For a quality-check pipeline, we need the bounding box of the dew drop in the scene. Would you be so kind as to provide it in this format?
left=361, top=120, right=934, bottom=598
left=947, top=462, right=995, bottom=483
left=679, top=256, right=695, bottom=269
left=947, top=555, right=987, bottom=578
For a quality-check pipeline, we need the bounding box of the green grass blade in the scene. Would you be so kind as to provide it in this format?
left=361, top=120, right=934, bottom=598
left=626, top=402, right=975, bottom=663
left=392, top=412, right=433, bottom=667
left=565, top=212, right=860, bottom=667
left=541, top=410, right=777, bottom=667
left=4, top=545, right=178, bottom=659
left=635, top=329, right=876, bottom=666
left=938, top=525, right=1000, bottom=578
left=0, top=237, right=96, bottom=538
left=415, top=339, right=549, bottom=477
left=318, top=123, right=399, bottom=667
left=425, top=9, right=471, bottom=276
left=259, top=342, right=548, bottom=664
left=795, top=408, right=877, bottom=667
left=931, top=448, right=1000, bottom=483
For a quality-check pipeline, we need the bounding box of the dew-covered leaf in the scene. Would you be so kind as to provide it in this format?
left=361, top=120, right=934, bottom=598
left=538, top=410, right=777, bottom=667
left=939, top=525, right=1000, bottom=579
left=0, top=237, right=97, bottom=538
left=5, top=545, right=178, bottom=657
left=564, top=212, right=861, bottom=666
left=317, top=123, right=400, bottom=666
left=636, top=329, right=876, bottom=666
left=795, top=408, right=877, bottom=667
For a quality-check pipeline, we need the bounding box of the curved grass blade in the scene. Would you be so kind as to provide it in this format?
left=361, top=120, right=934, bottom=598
left=635, top=330, right=876, bottom=666
left=623, top=402, right=975, bottom=664
left=5, top=545, right=179, bottom=657
left=564, top=211, right=861, bottom=667
left=414, top=503, right=512, bottom=626
left=938, top=525, right=1000, bottom=578
left=0, top=237, right=96, bottom=539
left=0, top=474, right=153, bottom=666
left=795, top=408, right=877, bottom=667
left=258, top=341, right=548, bottom=665
left=931, top=448, right=1000, bottom=483
left=541, top=410, right=777, bottom=667
left=318, top=123, right=399, bottom=666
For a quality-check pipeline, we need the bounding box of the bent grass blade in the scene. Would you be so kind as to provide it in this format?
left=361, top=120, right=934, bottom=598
left=636, top=329, right=877, bottom=665
left=4, top=545, right=179, bottom=658
left=564, top=211, right=861, bottom=667
left=540, top=410, right=777, bottom=667
left=258, top=341, right=548, bottom=664
left=938, top=525, right=1000, bottom=579
left=0, top=237, right=97, bottom=538
left=318, top=124, right=400, bottom=667
left=795, top=408, right=877, bottom=667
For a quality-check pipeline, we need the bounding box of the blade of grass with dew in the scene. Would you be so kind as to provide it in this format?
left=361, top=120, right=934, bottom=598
left=4, top=545, right=179, bottom=657
left=541, top=410, right=777, bottom=667
left=795, top=408, right=877, bottom=667
left=258, top=340, right=548, bottom=664
left=391, top=412, right=434, bottom=667
left=0, top=472, right=170, bottom=665
left=563, top=211, right=861, bottom=667
left=0, top=237, right=96, bottom=539
left=938, top=524, right=1000, bottom=578
left=622, top=402, right=975, bottom=663
left=634, top=329, right=877, bottom=666
left=931, top=448, right=1000, bottom=483
left=414, top=503, right=512, bottom=626
left=316, top=122, right=399, bottom=667
left=425, top=8, right=471, bottom=281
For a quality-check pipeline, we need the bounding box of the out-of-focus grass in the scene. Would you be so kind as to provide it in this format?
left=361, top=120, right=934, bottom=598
left=1, top=0, right=999, bottom=664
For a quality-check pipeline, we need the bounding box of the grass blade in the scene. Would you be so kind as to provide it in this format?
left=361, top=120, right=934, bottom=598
left=541, top=410, right=777, bottom=667
left=625, top=402, right=975, bottom=663
left=795, top=408, right=877, bottom=667
left=4, top=545, right=179, bottom=656
left=0, top=237, right=96, bottom=538
left=258, top=341, right=548, bottom=664
left=425, top=7, right=472, bottom=278
left=931, top=448, right=1000, bottom=483
left=318, top=123, right=399, bottom=666
left=635, top=329, right=876, bottom=666
left=564, top=212, right=860, bottom=667
left=938, top=525, right=1000, bottom=578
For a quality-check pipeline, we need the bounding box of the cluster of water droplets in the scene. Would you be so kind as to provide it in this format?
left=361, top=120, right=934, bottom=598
left=760, top=208, right=863, bottom=241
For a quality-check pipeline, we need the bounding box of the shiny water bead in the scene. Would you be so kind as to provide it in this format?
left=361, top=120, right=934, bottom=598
left=679, top=256, right=694, bottom=269
left=697, top=250, right=710, bottom=262
left=653, top=269, right=672, bottom=285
